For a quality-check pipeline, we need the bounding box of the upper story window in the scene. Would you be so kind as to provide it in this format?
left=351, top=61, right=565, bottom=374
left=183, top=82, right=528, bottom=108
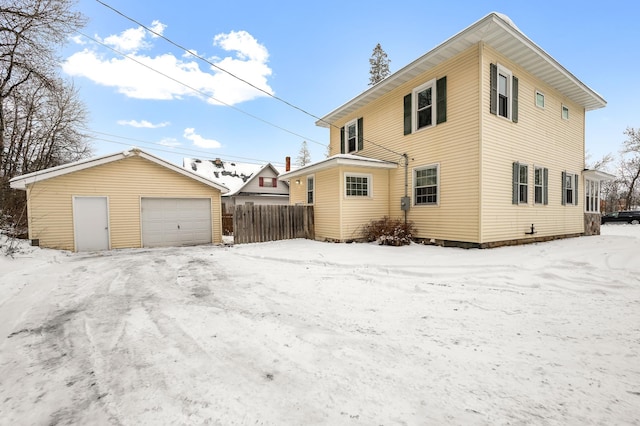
left=414, top=164, right=439, bottom=205
left=340, top=118, right=363, bottom=153
left=345, top=173, right=371, bottom=197
left=562, top=105, right=569, bottom=120
left=307, top=175, right=314, bottom=204
left=259, top=177, right=277, bottom=188
left=413, top=80, right=434, bottom=131
left=536, top=91, right=545, bottom=108
left=403, top=77, right=447, bottom=135
left=490, top=63, right=518, bottom=123
left=512, top=162, right=528, bottom=204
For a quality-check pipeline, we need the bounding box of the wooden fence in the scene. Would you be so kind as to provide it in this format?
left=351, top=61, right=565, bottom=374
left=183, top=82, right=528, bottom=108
left=232, top=205, right=314, bottom=244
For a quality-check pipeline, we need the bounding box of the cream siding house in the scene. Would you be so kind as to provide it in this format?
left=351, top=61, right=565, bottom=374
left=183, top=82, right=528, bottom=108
left=280, top=12, right=611, bottom=247
left=10, top=149, right=228, bottom=252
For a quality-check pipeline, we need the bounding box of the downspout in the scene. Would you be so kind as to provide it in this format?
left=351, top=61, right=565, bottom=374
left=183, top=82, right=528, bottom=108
left=403, top=153, right=409, bottom=224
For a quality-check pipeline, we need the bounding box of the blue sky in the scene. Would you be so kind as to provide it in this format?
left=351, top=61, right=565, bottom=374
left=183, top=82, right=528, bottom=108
left=62, top=0, right=640, bottom=169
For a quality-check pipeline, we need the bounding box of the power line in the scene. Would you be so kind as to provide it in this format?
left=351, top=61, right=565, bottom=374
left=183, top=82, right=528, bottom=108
left=93, top=0, right=405, bottom=160
left=87, top=130, right=289, bottom=165
left=75, top=30, right=327, bottom=149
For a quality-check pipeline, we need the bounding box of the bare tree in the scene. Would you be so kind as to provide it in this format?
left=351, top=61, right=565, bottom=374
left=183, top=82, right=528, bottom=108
left=296, top=140, right=311, bottom=167
left=619, top=127, right=640, bottom=210
left=1, top=0, right=89, bottom=232
left=368, top=43, right=391, bottom=86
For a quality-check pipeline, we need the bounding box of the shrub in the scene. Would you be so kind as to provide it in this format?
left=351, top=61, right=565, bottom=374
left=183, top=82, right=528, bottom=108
left=362, top=216, right=415, bottom=246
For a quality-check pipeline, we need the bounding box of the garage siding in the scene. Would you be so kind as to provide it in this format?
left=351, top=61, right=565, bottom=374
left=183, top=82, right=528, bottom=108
left=25, top=155, right=223, bottom=251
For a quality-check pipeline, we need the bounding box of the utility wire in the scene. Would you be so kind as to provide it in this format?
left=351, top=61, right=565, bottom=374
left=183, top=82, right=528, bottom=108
left=94, top=0, right=405, bottom=160
left=75, top=30, right=327, bottom=148
left=88, top=132, right=285, bottom=166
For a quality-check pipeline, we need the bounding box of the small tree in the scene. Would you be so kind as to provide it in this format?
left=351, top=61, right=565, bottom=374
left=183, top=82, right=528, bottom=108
left=368, top=43, right=391, bottom=86
left=296, top=140, right=311, bottom=167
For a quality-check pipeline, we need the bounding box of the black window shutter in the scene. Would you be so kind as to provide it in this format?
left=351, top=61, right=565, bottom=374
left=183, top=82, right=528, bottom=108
left=512, top=162, right=519, bottom=204
left=512, top=75, right=519, bottom=123
left=340, top=127, right=345, bottom=154
left=561, top=171, right=567, bottom=205
left=357, top=117, right=364, bottom=151
left=543, top=167, right=549, bottom=205
left=403, top=93, right=412, bottom=135
left=574, top=174, right=579, bottom=205
left=436, top=76, right=447, bottom=124
left=490, top=63, right=497, bottom=115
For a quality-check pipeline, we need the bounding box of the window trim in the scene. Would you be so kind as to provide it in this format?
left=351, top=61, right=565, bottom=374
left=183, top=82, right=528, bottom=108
left=585, top=178, right=600, bottom=213
left=412, top=79, right=436, bottom=133
left=534, top=166, right=548, bottom=205
left=344, top=172, right=372, bottom=198
left=562, top=171, right=578, bottom=206
left=535, top=90, right=545, bottom=109
left=344, top=119, right=359, bottom=153
left=413, top=163, right=440, bottom=206
left=562, top=105, right=569, bottom=120
left=306, top=175, right=314, bottom=205
left=497, top=64, right=513, bottom=120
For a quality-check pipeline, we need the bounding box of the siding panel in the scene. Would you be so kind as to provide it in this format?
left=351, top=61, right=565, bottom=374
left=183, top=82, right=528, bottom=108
left=26, top=156, right=223, bottom=251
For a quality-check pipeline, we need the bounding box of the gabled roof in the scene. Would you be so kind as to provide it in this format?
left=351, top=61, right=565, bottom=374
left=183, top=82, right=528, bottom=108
left=318, top=12, right=606, bottom=127
left=278, top=154, right=397, bottom=180
left=184, top=158, right=288, bottom=196
left=9, top=148, right=229, bottom=193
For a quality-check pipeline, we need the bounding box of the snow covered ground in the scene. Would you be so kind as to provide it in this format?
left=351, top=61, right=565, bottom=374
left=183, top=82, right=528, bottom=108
left=1, top=225, right=639, bottom=425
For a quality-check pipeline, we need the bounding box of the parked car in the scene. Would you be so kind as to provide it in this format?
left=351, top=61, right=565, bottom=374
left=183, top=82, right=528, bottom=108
left=601, top=210, right=640, bottom=224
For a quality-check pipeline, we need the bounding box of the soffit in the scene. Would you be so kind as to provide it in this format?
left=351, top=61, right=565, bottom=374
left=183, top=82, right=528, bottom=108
left=317, top=13, right=605, bottom=127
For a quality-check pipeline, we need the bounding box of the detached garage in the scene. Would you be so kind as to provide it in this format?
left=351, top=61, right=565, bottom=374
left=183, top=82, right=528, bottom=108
left=9, top=148, right=228, bottom=252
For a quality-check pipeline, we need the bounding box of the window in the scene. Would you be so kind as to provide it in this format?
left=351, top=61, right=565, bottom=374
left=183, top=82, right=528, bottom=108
left=413, top=80, right=434, bottom=131
left=534, top=166, right=548, bottom=205
left=414, top=165, right=439, bottom=205
left=259, top=177, right=277, bottom=188
left=562, top=105, right=569, bottom=120
left=340, top=118, right=363, bottom=153
left=490, top=63, right=518, bottom=123
left=403, top=77, right=447, bottom=135
left=562, top=171, right=578, bottom=205
left=346, top=120, right=357, bottom=152
left=345, top=173, right=371, bottom=197
left=512, top=162, right=528, bottom=204
left=307, top=176, right=314, bottom=204
left=585, top=178, right=600, bottom=213
left=536, top=91, right=545, bottom=108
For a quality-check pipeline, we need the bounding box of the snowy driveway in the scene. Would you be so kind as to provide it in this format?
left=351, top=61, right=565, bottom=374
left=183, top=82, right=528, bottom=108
left=1, top=226, right=639, bottom=425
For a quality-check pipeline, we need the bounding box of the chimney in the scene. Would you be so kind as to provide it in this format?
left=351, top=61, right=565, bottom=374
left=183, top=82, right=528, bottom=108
left=214, top=158, right=222, bottom=167
left=285, top=156, right=291, bottom=172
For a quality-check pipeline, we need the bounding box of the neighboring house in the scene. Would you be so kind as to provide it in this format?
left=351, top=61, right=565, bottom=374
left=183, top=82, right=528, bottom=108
left=279, top=12, right=613, bottom=247
left=9, top=148, right=228, bottom=252
left=184, top=158, right=289, bottom=213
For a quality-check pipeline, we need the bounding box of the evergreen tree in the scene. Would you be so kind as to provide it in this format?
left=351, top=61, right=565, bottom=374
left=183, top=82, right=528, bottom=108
left=368, top=43, right=391, bottom=86
left=296, top=141, right=311, bottom=166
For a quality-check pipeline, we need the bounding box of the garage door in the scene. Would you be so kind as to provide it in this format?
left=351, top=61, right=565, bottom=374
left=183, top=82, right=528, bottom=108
left=141, top=198, right=212, bottom=247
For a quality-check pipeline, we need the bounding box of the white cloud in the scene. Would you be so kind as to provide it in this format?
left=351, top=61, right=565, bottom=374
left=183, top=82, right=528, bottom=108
left=70, top=35, right=86, bottom=45
left=103, top=26, right=149, bottom=52
left=183, top=128, right=221, bottom=149
left=158, top=138, right=181, bottom=147
left=117, top=119, right=170, bottom=129
left=148, top=20, right=166, bottom=38
left=63, top=26, right=273, bottom=106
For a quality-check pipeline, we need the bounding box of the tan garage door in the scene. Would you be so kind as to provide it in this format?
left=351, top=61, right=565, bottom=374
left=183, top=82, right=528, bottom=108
left=141, top=198, right=212, bottom=247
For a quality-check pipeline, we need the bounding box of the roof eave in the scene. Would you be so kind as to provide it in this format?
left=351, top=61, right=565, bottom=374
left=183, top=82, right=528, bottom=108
left=278, top=155, right=397, bottom=180
left=317, top=12, right=605, bottom=127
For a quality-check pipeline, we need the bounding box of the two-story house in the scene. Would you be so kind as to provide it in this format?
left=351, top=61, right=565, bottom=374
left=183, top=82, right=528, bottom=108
left=279, top=12, right=611, bottom=247
left=185, top=158, right=289, bottom=214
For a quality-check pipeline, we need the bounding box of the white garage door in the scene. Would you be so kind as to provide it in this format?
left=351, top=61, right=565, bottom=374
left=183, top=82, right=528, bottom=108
left=141, top=198, right=212, bottom=247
